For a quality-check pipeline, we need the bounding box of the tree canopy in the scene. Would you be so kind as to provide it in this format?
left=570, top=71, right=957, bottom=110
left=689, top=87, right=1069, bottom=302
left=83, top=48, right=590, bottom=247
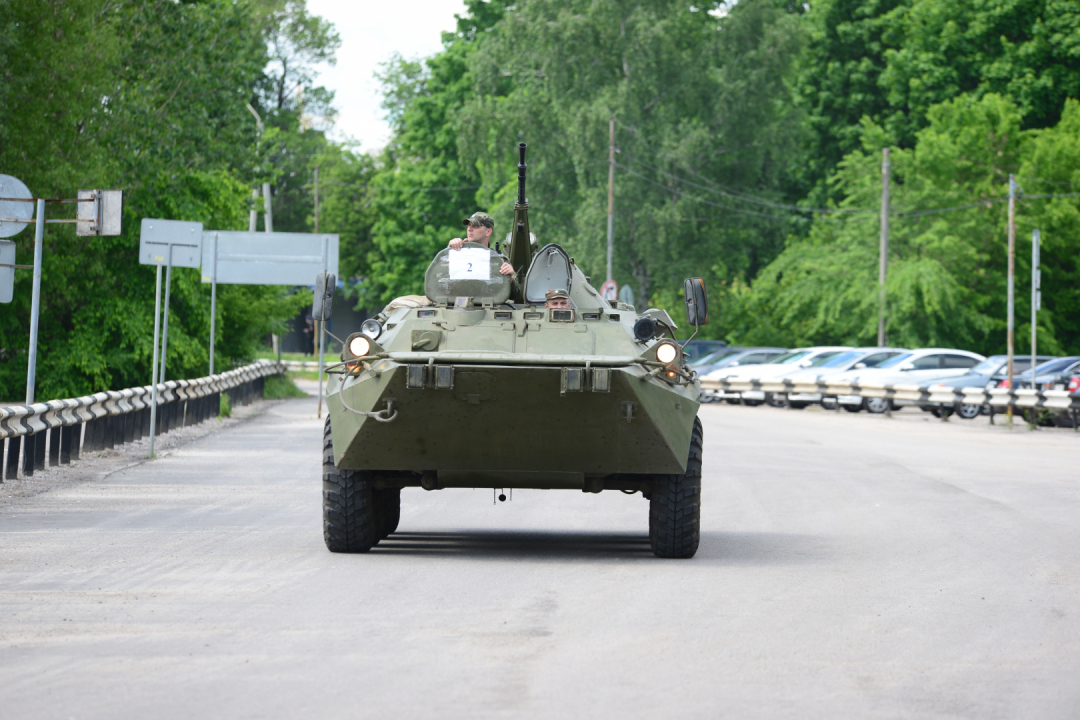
left=3, top=0, right=1079, bottom=401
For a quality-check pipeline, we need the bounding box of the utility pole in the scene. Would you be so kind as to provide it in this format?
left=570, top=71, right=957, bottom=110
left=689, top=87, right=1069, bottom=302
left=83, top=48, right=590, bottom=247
left=246, top=103, right=273, bottom=232
left=606, top=117, right=615, bottom=282
left=1031, top=228, right=1041, bottom=389
left=314, top=165, right=320, bottom=234
left=878, top=148, right=890, bottom=347
left=1006, top=174, right=1017, bottom=427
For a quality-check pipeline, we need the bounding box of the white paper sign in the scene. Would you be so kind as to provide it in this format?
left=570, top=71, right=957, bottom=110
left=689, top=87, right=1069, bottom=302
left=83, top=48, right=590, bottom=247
left=448, top=248, right=491, bottom=280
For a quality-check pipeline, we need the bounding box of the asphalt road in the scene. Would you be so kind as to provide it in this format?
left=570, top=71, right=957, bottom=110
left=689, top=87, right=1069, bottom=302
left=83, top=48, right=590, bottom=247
left=1, top=393, right=1078, bottom=719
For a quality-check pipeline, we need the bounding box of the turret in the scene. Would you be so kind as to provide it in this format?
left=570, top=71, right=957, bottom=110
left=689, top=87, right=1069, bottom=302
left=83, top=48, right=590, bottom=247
left=507, top=143, right=535, bottom=300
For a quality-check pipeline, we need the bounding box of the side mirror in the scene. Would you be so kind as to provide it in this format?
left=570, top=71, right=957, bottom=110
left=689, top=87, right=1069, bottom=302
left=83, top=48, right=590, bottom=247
left=312, top=272, right=336, bottom=321
left=799, top=360, right=812, bottom=367
left=683, top=277, right=708, bottom=326
left=853, top=362, right=867, bottom=369
left=899, top=362, right=914, bottom=371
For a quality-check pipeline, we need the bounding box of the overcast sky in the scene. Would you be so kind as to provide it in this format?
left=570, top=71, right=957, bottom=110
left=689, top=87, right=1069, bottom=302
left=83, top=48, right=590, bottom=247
left=305, top=0, right=467, bottom=153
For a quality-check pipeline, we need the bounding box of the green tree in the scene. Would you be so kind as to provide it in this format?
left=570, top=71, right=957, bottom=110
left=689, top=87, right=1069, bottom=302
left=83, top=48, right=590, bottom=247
left=732, top=93, right=1080, bottom=355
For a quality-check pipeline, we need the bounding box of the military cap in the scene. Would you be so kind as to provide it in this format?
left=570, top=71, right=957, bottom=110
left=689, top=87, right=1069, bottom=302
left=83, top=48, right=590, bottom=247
left=545, top=288, right=570, bottom=301
left=462, top=211, right=494, bottom=228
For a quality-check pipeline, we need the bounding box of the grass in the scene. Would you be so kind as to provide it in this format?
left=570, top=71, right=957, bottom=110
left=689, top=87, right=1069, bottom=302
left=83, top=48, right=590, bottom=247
left=264, top=373, right=308, bottom=399
left=219, top=393, right=231, bottom=417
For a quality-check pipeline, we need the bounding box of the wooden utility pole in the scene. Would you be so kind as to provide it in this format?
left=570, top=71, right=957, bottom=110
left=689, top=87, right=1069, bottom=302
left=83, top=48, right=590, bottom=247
left=878, top=148, right=890, bottom=346
left=314, top=165, right=320, bottom=234
left=606, top=118, right=615, bottom=282
left=1006, top=174, right=1016, bottom=426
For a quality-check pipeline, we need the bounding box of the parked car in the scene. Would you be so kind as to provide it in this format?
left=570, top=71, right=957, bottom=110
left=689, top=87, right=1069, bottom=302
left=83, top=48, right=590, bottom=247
left=782, top=348, right=908, bottom=409
left=693, top=347, right=787, bottom=402
left=706, top=346, right=852, bottom=406
left=683, top=339, right=728, bottom=362
left=925, top=355, right=1056, bottom=419
left=833, top=348, right=986, bottom=413
left=1012, top=356, right=1080, bottom=390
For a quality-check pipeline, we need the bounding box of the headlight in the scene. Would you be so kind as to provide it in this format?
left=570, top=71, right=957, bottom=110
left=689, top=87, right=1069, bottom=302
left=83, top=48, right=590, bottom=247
left=348, top=335, right=371, bottom=358
left=656, top=342, right=679, bottom=364
left=361, top=318, right=382, bottom=340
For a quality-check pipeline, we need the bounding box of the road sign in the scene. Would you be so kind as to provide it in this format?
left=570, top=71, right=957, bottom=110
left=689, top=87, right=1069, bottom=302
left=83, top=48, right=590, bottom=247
left=199, top=231, right=339, bottom=285
left=600, top=279, right=618, bottom=301
left=76, top=190, right=123, bottom=236
left=140, top=219, right=203, bottom=267
left=0, top=174, right=33, bottom=238
left=618, top=284, right=636, bottom=308
left=1, top=240, right=14, bottom=303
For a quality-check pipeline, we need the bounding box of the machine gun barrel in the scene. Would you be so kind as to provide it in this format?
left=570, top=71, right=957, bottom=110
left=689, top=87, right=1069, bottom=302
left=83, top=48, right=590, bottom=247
left=517, top=143, right=527, bottom=206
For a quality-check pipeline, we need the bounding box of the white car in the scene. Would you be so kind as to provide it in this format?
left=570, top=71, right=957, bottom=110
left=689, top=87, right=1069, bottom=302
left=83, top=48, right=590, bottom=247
left=705, top=346, right=852, bottom=406
left=832, top=348, right=986, bottom=413
left=783, top=347, right=909, bottom=408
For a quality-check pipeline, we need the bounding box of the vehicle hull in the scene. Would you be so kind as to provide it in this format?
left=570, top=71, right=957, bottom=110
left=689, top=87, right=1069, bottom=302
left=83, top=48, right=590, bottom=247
left=326, top=360, right=699, bottom=488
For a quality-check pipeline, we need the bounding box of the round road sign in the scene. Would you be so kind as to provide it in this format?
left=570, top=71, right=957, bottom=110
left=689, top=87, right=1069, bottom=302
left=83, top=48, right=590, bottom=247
left=0, top=175, right=34, bottom=238
left=601, top=279, right=618, bottom=301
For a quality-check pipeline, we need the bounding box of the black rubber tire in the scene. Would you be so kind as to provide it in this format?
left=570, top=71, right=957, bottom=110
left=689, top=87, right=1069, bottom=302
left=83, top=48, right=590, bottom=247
left=377, top=488, right=401, bottom=538
left=842, top=402, right=862, bottom=413
left=741, top=399, right=763, bottom=407
left=866, top=397, right=892, bottom=414
left=788, top=401, right=809, bottom=410
left=322, top=416, right=378, bottom=553
left=649, top=416, right=702, bottom=559
left=957, top=403, right=981, bottom=420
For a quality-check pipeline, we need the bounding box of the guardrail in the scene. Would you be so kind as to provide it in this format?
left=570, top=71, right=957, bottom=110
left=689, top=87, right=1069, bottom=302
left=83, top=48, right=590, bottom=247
left=699, top=376, right=1080, bottom=416
left=283, top=360, right=321, bottom=373
left=1, top=360, right=285, bottom=481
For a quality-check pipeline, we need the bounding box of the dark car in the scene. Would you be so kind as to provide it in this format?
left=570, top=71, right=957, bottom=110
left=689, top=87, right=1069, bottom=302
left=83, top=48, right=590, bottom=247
left=683, top=339, right=728, bottom=361
left=926, top=354, right=1056, bottom=419
left=1014, top=356, right=1080, bottom=390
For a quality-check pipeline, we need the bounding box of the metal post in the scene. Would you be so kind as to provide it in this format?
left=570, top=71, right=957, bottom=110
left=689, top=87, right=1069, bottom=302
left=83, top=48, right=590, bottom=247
left=878, top=148, right=890, bottom=347
left=249, top=188, right=258, bottom=232
left=314, top=165, right=320, bottom=234
left=159, top=244, right=174, bottom=383
left=1006, top=175, right=1016, bottom=427
left=149, top=264, right=163, bottom=458
left=209, top=232, right=218, bottom=375
left=317, top=235, right=328, bottom=418
left=25, top=199, right=45, bottom=404
left=606, top=118, right=615, bottom=282
left=1031, top=228, right=1040, bottom=386
left=262, top=183, right=273, bottom=233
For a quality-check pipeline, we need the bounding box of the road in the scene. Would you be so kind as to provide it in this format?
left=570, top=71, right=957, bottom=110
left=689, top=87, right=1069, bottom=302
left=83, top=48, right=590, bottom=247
left=1, top=393, right=1078, bottom=719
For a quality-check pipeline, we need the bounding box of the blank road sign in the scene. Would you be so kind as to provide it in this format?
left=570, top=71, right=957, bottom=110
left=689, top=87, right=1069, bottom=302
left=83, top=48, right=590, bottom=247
left=201, top=231, right=339, bottom=285
left=139, top=219, right=203, bottom=267
left=1, top=239, right=14, bottom=303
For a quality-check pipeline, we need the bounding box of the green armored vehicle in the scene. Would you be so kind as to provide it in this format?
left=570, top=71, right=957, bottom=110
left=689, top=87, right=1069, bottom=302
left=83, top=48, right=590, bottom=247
left=320, top=144, right=709, bottom=558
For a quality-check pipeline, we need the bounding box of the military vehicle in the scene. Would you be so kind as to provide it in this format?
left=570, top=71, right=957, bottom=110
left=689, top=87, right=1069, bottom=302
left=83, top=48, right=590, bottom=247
left=319, top=144, right=709, bottom=558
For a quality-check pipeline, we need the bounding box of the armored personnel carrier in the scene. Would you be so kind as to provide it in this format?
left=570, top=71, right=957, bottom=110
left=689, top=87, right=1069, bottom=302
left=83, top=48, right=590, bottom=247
left=320, top=144, right=709, bottom=558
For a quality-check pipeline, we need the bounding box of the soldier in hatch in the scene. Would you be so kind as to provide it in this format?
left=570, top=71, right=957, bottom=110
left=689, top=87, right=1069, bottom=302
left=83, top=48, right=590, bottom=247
left=545, top=288, right=572, bottom=309
left=449, top=211, right=514, bottom=276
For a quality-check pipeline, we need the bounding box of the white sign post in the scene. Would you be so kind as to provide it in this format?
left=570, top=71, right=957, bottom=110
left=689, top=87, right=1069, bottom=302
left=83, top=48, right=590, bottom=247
left=139, top=219, right=203, bottom=457
left=200, top=230, right=339, bottom=377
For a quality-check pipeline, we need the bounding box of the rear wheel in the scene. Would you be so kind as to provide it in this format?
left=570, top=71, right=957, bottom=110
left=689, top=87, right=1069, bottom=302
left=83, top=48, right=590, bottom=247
left=649, top=416, right=702, bottom=559
left=866, top=397, right=892, bottom=414
left=957, top=403, right=981, bottom=420
left=788, top=401, right=809, bottom=410
left=323, top=416, right=378, bottom=553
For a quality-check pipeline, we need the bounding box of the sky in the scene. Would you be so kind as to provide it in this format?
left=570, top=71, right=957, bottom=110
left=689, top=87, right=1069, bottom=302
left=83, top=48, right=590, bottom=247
left=305, top=0, right=468, bottom=153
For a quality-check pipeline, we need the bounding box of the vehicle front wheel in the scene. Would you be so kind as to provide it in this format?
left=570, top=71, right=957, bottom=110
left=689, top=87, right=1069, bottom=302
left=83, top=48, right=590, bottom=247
left=649, top=416, right=702, bottom=559
left=376, top=487, right=401, bottom=538
left=323, top=416, right=378, bottom=553
left=788, top=401, right=809, bottom=410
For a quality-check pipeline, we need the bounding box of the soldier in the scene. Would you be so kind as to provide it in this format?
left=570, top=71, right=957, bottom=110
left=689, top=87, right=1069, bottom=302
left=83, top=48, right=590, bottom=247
left=449, top=211, right=513, bottom=276
left=545, top=288, right=572, bottom=309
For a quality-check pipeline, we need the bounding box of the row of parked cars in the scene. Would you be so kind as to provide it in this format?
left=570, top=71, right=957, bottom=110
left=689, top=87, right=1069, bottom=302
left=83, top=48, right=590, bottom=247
left=683, top=342, right=1080, bottom=422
